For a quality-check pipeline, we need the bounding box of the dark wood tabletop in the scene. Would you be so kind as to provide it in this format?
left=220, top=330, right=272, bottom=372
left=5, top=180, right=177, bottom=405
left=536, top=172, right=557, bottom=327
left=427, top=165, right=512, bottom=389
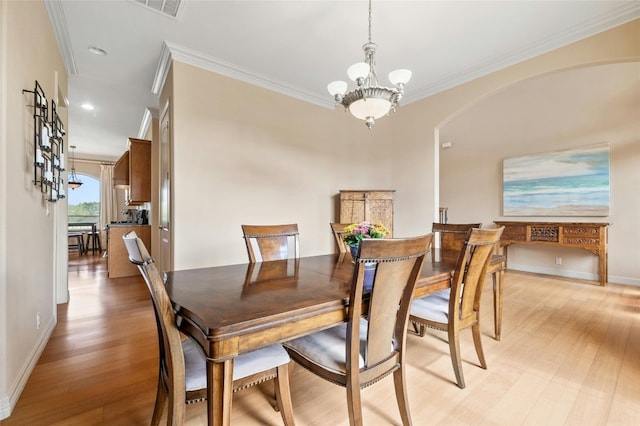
left=166, top=253, right=453, bottom=349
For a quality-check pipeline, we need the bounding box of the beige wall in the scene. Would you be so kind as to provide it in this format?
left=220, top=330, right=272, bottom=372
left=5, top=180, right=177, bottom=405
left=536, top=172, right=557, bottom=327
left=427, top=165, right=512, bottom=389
left=167, top=61, right=395, bottom=270
left=0, top=0, right=68, bottom=418
left=165, top=20, right=639, bottom=283
left=439, top=62, right=639, bottom=284
left=389, top=19, right=639, bottom=285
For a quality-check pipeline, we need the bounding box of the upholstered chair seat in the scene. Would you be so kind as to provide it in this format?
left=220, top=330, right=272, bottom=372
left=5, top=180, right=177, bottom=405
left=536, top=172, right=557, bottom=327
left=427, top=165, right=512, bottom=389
left=182, top=338, right=290, bottom=392
left=410, top=289, right=451, bottom=324
left=284, top=318, right=369, bottom=373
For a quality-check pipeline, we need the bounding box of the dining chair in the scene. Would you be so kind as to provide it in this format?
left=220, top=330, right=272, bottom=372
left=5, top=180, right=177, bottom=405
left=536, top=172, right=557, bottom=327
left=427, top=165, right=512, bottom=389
left=122, top=231, right=296, bottom=426
left=329, top=223, right=351, bottom=254
left=432, top=222, right=481, bottom=252
left=284, top=233, right=433, bottom=426
left=410, top=227, right=504, bottom=389
left=242, top=224, right=299, bottom=262
left=432, top=222, right=509, bottom=341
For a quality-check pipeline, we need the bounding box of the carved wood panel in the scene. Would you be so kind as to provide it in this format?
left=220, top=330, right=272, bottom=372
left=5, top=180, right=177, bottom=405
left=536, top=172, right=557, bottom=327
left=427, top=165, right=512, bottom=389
left=339, top=190, right=394, bottom=236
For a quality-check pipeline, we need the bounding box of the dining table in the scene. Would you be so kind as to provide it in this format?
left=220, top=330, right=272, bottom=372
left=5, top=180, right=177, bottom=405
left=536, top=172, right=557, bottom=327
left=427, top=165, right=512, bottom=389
left=165, top=249, right=505, bottom=426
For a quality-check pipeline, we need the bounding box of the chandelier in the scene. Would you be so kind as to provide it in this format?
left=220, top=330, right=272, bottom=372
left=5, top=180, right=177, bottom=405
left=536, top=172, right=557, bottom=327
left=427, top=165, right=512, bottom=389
left=68, top=145, right=83, bottom=190
left=327, top=0, right=411, bottom=129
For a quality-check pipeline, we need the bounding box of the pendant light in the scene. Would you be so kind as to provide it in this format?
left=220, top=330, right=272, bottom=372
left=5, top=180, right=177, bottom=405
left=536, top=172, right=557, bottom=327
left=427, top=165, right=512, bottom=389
left=68, top=145, right=83, bottom=190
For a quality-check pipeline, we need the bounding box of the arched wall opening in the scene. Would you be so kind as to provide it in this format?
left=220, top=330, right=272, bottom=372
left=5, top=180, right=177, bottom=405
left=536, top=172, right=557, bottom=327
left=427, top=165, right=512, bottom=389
left=433, top=60, right=639, bottom=284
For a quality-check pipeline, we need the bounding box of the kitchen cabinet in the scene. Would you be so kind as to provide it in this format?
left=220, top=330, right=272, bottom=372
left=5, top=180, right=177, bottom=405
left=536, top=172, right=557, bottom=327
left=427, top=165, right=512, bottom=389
left=113, top=150, right=129, bottom=187
left=339, top=190, right=395, bottom=236
left=113, top=138, right=151, bottom=205
left=107, top=224, right=151, bottom=278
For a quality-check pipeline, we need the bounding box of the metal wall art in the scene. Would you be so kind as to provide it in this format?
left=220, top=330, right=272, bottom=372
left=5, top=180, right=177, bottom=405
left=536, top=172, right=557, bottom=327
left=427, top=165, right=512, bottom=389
left=23, top=80, right=66, bottom=202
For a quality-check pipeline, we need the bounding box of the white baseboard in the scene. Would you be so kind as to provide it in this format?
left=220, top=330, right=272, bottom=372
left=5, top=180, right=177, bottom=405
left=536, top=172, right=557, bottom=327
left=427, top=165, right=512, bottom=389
left=0, top=315, right=55, bottom=420
left=507, top=263, right=640, bottom=287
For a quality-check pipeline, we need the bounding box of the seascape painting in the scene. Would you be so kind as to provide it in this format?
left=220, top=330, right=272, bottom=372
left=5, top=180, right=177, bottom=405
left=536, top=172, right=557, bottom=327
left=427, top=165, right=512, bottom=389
left=503, top=143, right=610, bottom=216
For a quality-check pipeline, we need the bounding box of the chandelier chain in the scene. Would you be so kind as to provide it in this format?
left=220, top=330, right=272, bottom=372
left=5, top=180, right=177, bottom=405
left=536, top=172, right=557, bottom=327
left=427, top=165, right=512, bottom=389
left=368, top=0, right=372, bottom=43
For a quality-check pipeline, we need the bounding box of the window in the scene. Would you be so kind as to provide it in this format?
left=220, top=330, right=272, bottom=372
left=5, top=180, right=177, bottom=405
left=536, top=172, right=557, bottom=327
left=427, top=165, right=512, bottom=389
left=68, top=174, right=100, bottom=224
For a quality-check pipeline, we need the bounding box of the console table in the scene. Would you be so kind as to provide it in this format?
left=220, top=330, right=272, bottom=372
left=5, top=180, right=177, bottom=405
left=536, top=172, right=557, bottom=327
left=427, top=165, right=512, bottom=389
left=494, top=221, right=609, bottom=286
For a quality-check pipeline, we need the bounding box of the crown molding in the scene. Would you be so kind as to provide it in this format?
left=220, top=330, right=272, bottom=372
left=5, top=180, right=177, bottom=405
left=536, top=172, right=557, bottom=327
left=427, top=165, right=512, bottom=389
left=151, top=41, right=334, bottom=109
left=44, top=0, right=78, bottom=75
left=151, top=41, right=171, bottom=95
left=137, top=108, right=156, bottom=139
left=404, top=2, right=640, bottom=104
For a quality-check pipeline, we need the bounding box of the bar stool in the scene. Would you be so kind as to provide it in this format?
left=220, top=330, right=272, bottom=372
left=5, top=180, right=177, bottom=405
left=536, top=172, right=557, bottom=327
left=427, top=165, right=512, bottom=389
left=85, top=230, right=102, bottom=255
left=68, top=232, right=85, bottom=254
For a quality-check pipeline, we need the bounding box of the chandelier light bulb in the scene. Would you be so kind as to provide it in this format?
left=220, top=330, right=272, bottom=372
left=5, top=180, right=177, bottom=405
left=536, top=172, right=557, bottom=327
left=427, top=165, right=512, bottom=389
left=327, top=81, right=348, bottom=96
left=388, top=69, right=412, bottom=86
left=347, top=62, right=370, bottom=82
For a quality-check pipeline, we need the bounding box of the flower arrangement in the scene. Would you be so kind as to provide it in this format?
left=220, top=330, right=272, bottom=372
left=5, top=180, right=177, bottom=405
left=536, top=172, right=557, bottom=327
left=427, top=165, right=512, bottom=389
left=342, top=221, right=389, bottom=246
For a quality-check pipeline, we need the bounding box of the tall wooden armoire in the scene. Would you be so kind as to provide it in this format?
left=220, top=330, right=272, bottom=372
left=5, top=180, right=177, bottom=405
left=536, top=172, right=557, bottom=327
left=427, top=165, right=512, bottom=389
left=339, top=190, right=395, bottom=237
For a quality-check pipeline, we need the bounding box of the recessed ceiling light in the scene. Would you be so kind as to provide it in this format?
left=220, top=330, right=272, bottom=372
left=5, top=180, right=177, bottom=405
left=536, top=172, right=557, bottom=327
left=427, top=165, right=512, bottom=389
left=88, top=46, right=107, bottom=56
left=81, top=103, right=95, bottom=111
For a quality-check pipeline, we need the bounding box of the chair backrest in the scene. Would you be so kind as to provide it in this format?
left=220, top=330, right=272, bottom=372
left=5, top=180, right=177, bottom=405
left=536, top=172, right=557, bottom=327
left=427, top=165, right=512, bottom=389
left=122, top=231, right=187, bottom=421
left=348, top=234, right=433, bottom=381
left=330, top=223, right=351, bottom=254
left=450, top=227, right=504, bottom=324
left=241, top=224, right=300, bottom=263
left=432, top=222, right=482, bottom=252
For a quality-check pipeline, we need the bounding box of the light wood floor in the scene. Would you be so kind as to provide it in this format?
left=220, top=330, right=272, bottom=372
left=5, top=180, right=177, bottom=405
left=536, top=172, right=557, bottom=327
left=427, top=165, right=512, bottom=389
left=3, top=253, right=639, bottom=425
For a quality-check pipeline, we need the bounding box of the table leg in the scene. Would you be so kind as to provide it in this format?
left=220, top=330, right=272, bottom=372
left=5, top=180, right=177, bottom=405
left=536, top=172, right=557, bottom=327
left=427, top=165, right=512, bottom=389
left=598, top=249, right=607, bottom=286
left=207, top=358, right=234, bottom=426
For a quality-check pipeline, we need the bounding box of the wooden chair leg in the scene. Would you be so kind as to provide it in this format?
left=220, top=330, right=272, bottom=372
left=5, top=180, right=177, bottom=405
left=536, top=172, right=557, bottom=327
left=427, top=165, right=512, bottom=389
left=410, top=321, right=427, bottom=337
left=492, top=269, right=504, bottom=341
left=346, top=379, right=363, bottom=426
left=167, top=381, right=186, bottom=426
left=448, top=328, right=465, bottom=389
left=274, top=363, right=295, bottom=426
left=151, top=375, right=167, bottom=426
left=472, top=322, right=487, bottom=369
left=411, top=321, right=420, bottom=335
left=393, top=367, right=413, bottom=426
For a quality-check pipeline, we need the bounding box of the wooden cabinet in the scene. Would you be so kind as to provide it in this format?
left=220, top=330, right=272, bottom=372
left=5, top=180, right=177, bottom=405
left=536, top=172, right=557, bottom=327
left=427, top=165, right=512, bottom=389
left=339, top=190, right=395, bottom=236
left=113, top=150, right=129, bottom=187
left=494, top=221, right=609, bottom=286
left=108, top=225, right=151, bottom=278
left=113, top=138, right=151, bottom=205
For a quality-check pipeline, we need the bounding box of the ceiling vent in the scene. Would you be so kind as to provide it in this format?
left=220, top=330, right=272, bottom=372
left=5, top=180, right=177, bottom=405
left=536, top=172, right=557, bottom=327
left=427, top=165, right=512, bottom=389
left=131, top=0, right=184, bottom=19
